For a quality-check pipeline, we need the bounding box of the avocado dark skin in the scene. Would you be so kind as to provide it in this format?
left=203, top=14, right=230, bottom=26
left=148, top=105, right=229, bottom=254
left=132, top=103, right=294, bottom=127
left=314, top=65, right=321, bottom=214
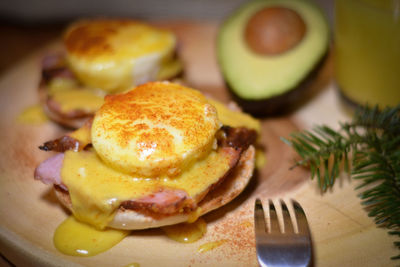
left=228, top=51, right=328, bottom=117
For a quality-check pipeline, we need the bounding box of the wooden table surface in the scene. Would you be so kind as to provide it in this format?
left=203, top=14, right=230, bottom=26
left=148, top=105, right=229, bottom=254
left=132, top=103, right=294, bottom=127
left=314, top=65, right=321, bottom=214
left=0, top=22, right=63, bottom=267
left=0, top=18, right=397, bottom=267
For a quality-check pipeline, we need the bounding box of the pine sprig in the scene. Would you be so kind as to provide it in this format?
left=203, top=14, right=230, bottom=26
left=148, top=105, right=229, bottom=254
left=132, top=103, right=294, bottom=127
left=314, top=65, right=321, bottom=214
left=282, top=104, right=400, bottom=259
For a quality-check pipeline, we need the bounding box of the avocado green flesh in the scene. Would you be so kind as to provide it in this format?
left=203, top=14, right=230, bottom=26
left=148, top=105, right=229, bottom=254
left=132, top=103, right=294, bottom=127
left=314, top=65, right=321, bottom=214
left=218, top=0, right=329, bottom=100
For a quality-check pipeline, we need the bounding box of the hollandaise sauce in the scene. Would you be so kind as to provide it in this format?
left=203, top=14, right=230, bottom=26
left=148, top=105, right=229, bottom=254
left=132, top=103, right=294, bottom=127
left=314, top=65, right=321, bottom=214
left=47, top=77, right=105, bottom=114
left=16, top=105, right=48, bottom=124
left=255, top=148, right=266, bottom=169
left=68, top=122, right=92, bottom=147
left=208, top=99, right=260, bottom=133
left=61, top=149, right=233, bottom=229
left=162, top=218, right=207, bottom=243
left=49, top=88, right=105, bottom=114
left=54, top=216, right=129, bottom=256
left=198, top=240, right=228, bottom=253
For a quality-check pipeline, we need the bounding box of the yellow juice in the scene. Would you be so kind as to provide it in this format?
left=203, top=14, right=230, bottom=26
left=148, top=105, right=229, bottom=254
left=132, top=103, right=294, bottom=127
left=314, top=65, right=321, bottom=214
left=334, top=0, right=400, bottom=108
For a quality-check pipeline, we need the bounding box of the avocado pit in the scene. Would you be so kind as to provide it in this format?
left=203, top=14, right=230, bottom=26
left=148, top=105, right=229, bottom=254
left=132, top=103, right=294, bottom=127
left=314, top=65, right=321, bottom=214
left=245, top=6, right=306, bottom=55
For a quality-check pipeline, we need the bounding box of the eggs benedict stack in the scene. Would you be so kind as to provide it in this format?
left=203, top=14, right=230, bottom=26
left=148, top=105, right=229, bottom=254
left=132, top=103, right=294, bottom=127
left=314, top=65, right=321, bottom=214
left=40, top=19, right=182, bottom=128
left=35, top=81, right=259, bottom=232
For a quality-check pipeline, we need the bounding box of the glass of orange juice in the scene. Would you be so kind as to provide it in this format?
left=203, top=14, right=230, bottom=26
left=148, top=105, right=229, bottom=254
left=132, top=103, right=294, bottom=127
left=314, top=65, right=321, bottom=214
left=334, top=0, right=400, bottom=108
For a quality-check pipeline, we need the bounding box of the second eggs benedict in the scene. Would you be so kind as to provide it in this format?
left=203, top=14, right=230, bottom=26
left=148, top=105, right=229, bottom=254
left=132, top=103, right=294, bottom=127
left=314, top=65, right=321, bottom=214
left=39, top=19, right=182, bottom=128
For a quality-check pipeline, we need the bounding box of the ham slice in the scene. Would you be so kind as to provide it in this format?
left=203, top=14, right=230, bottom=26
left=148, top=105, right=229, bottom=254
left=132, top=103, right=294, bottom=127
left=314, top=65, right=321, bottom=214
left=34, top=153, right=66, bottom=190
left=121, top=188, right=195, bottom=216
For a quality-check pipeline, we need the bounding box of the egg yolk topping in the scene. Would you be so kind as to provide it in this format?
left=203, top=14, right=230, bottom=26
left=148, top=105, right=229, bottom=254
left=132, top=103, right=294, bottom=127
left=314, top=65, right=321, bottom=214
left=91, top=82, right=220, bottom=177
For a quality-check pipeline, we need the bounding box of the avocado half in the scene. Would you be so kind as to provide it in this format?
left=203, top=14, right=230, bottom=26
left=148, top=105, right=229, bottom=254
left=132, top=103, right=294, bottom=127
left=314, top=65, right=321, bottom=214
left=217, top=0, right=329, bottom=115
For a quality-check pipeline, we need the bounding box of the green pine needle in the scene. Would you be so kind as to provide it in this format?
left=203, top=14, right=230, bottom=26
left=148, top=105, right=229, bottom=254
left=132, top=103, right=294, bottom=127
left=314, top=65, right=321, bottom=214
left=282, top=104, right=400, bottom=260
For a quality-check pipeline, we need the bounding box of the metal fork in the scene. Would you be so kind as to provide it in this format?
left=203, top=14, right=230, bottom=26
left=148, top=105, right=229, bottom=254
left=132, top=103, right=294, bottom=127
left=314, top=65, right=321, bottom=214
left=254, top=198, right=312, bottom=267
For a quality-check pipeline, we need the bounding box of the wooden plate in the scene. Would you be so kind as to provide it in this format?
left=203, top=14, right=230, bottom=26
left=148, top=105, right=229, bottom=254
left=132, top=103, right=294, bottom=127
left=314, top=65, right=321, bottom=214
left=0, top=22, right=396, bottom=267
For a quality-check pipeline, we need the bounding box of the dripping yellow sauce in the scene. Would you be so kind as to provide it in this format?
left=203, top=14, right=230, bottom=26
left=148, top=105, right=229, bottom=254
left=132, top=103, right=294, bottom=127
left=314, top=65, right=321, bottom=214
left=240, top=220, right=253, bottom=228
left=48, top=77, right=105, bottom=114
left=123, top=263, right=141, bottom=267
left=16, top=105, right=48, bottom=124
left=187, top=207, right=203, bottom=223
left=54, top=216, right=209, bottom=256
left=50, top=88, right=105, bottom=113
left=255, top=148, right=266, bottom=169
left=162, top=218, right=207, bottom=243
left=54, top=216, right=129, bottom=256
left=198, top=239, right=228, bottom=253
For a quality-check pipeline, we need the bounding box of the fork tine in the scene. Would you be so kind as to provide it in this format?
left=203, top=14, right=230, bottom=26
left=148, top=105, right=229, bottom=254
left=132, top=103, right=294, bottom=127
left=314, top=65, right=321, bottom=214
left=254, top=198, right=266, bottom=235
left=280, top=199, right=294, bottom=234
left=255, top=199, right=312, bottom=267
left=268, top=199, right=280, bottom=233
left=292, top=200, right=310, bottom=235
